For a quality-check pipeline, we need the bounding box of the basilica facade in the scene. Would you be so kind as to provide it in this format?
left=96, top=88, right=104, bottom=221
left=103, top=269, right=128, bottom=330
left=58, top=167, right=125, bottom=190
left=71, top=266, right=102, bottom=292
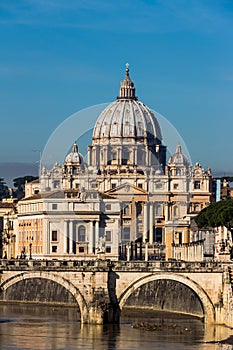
left=16, top=67, right=213, bottom=261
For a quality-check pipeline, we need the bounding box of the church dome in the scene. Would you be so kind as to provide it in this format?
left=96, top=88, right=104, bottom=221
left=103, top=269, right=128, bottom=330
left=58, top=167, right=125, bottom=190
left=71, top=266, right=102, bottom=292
left=168, top=145, right=190, bottom=167
left=65, top=143, right=84, bottom=165
left=92, top=67, right=162, bottom=144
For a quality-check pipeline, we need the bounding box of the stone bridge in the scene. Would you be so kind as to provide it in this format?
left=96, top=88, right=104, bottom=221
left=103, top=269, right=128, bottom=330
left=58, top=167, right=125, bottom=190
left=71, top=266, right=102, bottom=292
left=0, top=259, right=233, bottom=327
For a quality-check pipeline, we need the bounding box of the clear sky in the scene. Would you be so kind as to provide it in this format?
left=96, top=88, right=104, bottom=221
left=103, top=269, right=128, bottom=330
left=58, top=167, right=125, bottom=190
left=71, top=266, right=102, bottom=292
left=0, top=0, right=233, bottom=183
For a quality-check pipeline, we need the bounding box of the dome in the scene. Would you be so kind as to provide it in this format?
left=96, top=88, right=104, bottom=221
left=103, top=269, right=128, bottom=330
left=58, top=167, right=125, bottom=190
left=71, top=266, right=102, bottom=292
left=168, top=145, right=190, bottom=166
left=92, top=67, right=162, bottom=144
left=65, top=143, right=84, bottom=165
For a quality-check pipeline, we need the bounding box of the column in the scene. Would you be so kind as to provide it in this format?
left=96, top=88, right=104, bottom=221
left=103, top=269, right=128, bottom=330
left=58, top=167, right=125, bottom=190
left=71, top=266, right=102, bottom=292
left=93, top=221, right=96, bottom=254
left=201, top=243, right=204, bottom=261
left=117, top=148, right=121, bottom=165
left=89, top=221, right=93, bottom=254
left=134, top=148, right=137, bottom=165
left=126, top=244, right=130, bottom=261
left=64, top=220, right=68, bottom=254
left=143, top=202, right=148, bottom=243
left=164, top=203, right=169, bottom=221
left=46, top=220, right=50, bottom=254
left=104, top=147, right=107, bottom=165
left=148, top=147, right=152, bottom=166
left=185, top=244, right=188, bottom=261
left=146, top=148, right=149, bottom=166
left=93, top=147, right=96, bottom=167
left=132, top=147, right=135, bottom=164
left=149, top=202, right=154, bottom=244
left=193, top=245, right=195, bottom=261
left=145, top=243, right=148, bottom=261
left=131, top=201, right=137, bottom=242
left=95, top=221, right=99, bottom=253
left=118, top=147, right=122, bottom=165
left=69, top=221, right=73, bottom=254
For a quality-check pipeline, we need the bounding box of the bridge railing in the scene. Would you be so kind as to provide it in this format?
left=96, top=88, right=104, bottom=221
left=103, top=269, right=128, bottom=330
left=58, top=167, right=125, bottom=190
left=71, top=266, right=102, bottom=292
left=0, top=258, right=229, bottom=271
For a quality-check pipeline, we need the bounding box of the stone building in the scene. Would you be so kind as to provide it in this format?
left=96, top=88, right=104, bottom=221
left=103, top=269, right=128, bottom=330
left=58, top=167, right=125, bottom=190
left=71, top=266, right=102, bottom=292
left=15, top=67, right=213, bottom=261
left=0, top=199, right=18, bottom=259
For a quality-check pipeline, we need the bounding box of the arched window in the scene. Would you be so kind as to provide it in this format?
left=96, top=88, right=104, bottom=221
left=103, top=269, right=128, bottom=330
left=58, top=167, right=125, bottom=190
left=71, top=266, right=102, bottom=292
left=176, top=168, right=181, bottom=176
left=78, top=225, right=86, bottom=242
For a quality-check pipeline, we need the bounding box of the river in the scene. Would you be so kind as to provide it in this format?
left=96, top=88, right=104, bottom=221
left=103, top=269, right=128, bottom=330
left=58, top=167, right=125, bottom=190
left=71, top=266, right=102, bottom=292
left=0, top=304, right=233, bottom=350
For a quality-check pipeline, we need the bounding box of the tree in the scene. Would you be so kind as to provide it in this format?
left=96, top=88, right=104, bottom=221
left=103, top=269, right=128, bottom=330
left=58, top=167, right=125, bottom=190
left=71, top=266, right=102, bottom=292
left=13, top=176, right=38, bottom=189
left=0, top=178, right=9, bottom=200
left=195, top=200, right=233, bottom=231
left=13, top=176, right=38, bottom=199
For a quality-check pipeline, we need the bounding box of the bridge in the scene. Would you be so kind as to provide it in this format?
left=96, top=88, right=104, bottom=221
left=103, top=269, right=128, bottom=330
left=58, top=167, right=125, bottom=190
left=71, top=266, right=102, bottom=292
left=0, top=259, right=233, bottom=327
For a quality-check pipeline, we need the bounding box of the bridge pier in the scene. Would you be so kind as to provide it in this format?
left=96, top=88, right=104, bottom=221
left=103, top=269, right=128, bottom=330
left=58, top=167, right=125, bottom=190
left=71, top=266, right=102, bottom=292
left=88, top=302, right=108, bottom=324
left=86, top=267, right=121, bottom=324
left=87, top=302, right=121, bottom=324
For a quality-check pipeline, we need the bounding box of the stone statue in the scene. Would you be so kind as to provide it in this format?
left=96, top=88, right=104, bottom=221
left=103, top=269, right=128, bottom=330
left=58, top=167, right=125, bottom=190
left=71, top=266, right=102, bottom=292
left=97, top=236, right=105, bottom=253
left=80, top=187, right=86, bottom=202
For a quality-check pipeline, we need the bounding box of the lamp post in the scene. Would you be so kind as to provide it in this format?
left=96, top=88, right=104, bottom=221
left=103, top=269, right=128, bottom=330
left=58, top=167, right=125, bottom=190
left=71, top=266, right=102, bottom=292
left=27, top=236, right=33, bottom=260
left=29, top=242, right=32, bottom=260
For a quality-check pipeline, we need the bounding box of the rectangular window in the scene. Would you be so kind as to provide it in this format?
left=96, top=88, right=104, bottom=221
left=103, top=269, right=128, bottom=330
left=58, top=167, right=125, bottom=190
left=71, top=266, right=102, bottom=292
left=53, top=180, right=60, bottom=188
left=75, top=183, right=80, bottom=189
left=111, top=183, right=116, bottom=189
left=106, top=204, right=112, bottom=210
left=52, top=204, right=57, bottom=210
left=194, top=181, right=201, bottom=189
left=155, top=227, right=162, bottom=243
left=52, top=246, right=57, bottom=253
left=51, top=230, right=58, bottom=241
left=122, top=227, right=130, bottom=242
left=173, top=183, right=179, bottom=190
left=155, top=183, right=163, bottom=189
left=175, top=231, right=183, bottom=244
left=112, top=151, right=117, bottom=160
left=79, top=246, right=84, bottom=253
left=179, top=232, right=183, bottom=244
left=106, top=246, right=111, bottom=253
left=138, top=183, right=143, bottom=189
left=106, top=231, right=111, bottom=242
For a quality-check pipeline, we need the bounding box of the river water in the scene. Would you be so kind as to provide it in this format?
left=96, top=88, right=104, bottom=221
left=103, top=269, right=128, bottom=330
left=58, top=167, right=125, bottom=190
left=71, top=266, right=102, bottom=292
left=0, top=304, right=233, bottom=350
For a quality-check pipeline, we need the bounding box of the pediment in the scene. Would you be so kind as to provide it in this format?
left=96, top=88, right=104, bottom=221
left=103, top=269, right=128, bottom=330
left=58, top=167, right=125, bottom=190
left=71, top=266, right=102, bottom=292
left=105, top=182, right=148, bottom=197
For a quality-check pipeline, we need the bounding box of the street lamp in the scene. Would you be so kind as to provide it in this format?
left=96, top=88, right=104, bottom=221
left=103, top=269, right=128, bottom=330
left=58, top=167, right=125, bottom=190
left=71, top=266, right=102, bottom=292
left=27, top=236, right=33, bottom=259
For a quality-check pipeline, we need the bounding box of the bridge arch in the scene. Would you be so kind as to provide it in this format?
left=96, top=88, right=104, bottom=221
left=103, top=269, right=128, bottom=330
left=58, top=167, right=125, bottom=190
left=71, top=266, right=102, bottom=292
left=118, top=273, right=215, bottom=324
left=0, top=271, right=89, bottom=323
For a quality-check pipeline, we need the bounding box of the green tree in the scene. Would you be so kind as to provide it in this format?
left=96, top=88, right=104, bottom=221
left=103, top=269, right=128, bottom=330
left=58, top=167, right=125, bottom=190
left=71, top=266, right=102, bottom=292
left=195, top=200, right=233, bottom=230
left=13, top=176, right=38, bottom=189
left=0, top=178, right=9, bottom=200
left=13, top=176, right=38, bottom=199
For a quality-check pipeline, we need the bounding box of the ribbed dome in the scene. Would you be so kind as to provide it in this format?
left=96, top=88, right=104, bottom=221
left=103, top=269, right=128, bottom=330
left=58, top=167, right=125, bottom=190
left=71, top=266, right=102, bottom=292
left=168, top=145, right=190, bottom=166
left=65, top=143, right=84, bottom=165
left=92, top=67, right=162, bottom=144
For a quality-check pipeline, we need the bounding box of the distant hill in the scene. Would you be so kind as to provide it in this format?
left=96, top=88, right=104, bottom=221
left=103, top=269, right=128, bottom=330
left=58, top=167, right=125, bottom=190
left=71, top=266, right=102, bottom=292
left=0, top=162, right=38, bottom=187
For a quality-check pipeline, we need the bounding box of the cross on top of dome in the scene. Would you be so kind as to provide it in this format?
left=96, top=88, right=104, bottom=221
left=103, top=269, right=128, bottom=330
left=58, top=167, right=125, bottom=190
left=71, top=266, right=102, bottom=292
left=117, top=64, right=138, bottom=100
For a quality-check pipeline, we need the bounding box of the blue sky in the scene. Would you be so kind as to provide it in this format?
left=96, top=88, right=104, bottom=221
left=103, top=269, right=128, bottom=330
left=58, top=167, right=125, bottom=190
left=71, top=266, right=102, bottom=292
left=0, top=0, right=233, bottom=183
